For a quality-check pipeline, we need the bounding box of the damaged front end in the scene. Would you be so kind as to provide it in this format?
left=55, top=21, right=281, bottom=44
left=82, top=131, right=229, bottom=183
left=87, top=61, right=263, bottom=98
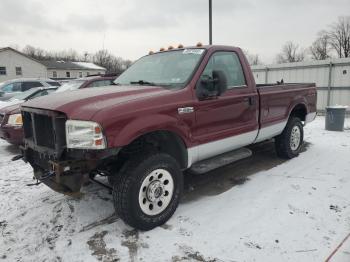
left=26, top=153, right=95, bottom=194
left=21, top=107, right=119, bottom=195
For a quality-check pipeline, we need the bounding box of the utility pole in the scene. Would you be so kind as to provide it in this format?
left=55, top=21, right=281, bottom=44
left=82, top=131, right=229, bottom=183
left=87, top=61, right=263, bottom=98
left=209, top=0, right=212, bottom=45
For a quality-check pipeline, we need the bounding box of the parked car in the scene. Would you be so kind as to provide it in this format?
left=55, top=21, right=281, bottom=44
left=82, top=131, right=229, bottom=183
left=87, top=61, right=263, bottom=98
left=21, top=45, right=317, bottom=230
left=56, top=75, right=116, bottom=93
left=0, top=87, right=57, bottom=145
left=0, top=78, right=60, bottom=101
left=0, top=76, right=116, bottom=146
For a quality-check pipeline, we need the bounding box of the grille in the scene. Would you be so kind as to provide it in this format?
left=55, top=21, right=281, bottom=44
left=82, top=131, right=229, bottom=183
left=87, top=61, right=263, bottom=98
left=34, top=114, right=55, bottom=148
left=22, top=110, right=66, bottom=151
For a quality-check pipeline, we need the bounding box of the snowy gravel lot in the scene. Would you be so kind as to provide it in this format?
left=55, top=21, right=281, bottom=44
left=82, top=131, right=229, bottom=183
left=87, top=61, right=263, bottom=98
left=0, top=116, right=350, bottom=262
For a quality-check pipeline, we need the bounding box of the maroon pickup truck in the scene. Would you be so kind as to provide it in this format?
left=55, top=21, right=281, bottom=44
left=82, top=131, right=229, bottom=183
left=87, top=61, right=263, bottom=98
left=21, top=45, right=317, bottom=230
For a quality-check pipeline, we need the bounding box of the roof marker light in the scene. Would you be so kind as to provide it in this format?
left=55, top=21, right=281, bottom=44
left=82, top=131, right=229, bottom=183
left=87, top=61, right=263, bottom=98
left=149, top=51, right=154, bottom=55
left=159, top=47, right=165, bottom=51
left=168, top=46, right=174, bottom=50
left=178, top=44, right=184, bottom=48
left=196, top=42, right=203, bottom=47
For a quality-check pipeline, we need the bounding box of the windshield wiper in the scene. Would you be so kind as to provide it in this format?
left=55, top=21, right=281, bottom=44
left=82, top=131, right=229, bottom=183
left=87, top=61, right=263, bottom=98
left=130, top=80, right=157, bottom=86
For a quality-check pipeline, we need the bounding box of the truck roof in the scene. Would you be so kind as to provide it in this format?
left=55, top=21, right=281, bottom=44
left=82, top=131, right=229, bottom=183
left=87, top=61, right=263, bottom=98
left=148, top=44, right=241, bottom=56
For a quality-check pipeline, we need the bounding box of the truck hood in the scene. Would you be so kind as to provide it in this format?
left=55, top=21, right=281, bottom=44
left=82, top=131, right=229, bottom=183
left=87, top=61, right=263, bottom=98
left=21, top=85, right=171, bottom=120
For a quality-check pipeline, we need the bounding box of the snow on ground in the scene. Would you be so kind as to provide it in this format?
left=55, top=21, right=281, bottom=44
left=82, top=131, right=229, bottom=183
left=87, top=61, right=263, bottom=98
left=0, top=116, right=350, bottom=262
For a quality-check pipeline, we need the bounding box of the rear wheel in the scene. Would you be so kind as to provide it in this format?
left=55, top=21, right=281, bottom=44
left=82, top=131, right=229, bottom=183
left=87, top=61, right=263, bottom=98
left=275, top=117, right=304, bottom=159
left=113, top=153, right=183, bottom=230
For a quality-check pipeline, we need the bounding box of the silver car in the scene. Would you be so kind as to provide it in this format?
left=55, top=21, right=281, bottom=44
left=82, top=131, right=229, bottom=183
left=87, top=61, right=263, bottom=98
left=0, top=78, right=60, bottom=101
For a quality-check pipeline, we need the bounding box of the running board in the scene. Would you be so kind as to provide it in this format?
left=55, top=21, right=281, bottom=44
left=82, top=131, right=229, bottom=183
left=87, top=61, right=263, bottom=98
left=189, top=148, right=252, bottom=174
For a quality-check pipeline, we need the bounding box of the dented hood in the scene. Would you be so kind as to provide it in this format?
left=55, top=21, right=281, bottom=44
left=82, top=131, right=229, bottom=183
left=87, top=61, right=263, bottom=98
left=21, top=85, right=171, bottom=120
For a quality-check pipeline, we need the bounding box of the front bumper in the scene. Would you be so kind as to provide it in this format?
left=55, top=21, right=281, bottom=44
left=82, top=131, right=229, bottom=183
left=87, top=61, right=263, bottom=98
left=23, top=146, right=120, bottom=194
left=0, top=125, right=23, bottom=145
left=33, top=168, right=88, bottom=195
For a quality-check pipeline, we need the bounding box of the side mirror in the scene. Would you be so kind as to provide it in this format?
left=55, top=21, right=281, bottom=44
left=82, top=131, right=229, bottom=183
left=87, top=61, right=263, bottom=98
left=212, top=70, right=228, bottom=95
left=196, top=70, right=228, bottom=100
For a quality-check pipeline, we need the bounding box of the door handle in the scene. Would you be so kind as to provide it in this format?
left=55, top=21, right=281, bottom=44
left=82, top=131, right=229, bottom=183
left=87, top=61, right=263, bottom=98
left=243, top=97, right=255, bottom=106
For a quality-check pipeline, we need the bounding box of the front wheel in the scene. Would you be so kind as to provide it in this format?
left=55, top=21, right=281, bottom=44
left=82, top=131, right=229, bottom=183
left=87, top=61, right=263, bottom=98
left=113, top=153, right=183, bottom=230
left=275, top=117, right=304, bottom=159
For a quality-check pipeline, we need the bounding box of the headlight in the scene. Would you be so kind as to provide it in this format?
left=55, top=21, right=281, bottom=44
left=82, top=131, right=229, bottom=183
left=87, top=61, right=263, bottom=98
left=65, top=120, right=106, bottom=149
left=7, top=114, right=23, bottom=126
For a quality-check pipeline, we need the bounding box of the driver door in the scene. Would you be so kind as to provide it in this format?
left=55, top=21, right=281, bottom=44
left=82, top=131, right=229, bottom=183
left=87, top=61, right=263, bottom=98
left=192, top=51, right=259, bottom=162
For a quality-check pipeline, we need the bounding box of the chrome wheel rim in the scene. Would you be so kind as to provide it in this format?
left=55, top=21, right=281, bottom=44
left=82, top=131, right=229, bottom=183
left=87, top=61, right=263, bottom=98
left=290, top=126, right=301, bottom=151
left=138, top=169, right=174, bottom=216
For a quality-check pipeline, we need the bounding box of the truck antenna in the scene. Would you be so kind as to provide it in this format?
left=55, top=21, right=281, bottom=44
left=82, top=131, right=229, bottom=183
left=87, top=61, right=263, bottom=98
left=209, top=0, right=212, bottom=45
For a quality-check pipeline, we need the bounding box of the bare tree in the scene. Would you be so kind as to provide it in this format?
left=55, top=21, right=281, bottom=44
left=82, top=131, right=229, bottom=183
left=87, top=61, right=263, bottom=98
left=122, top=59, right=133, bottom=69
left=310, top=31, right=332, bottom=60
left=93, top=49, right=125, bottom=74
left=276, top=41, right=305, bottom=63
left=51, top=49, right=80, bottom=61
left=22, top=45, right=45, bottom=60
left=21, top=45, right=131, bottom=73
left=328, top=16, right=350, bottom=58
left=83, top=52, right=90, bottom=62
left=243, top=50, right=262, bottom=65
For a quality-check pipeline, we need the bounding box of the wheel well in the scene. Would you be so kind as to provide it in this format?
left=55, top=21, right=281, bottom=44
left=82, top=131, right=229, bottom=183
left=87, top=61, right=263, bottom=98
left=290, top=104, right=307, bottom=121
left=120, top=131, right=188, bottom=169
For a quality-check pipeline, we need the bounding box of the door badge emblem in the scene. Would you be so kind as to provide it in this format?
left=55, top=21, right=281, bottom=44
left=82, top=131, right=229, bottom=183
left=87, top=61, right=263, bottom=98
left=178, top=107, right=194, bottom=114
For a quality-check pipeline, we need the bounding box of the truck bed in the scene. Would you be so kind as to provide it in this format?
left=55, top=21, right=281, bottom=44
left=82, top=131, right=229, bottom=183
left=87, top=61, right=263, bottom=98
left=256, top=82, right=317, bottom=133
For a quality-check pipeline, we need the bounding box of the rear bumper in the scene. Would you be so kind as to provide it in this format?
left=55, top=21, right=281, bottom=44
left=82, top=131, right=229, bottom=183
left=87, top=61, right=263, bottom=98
left=0, top=125, right=23, bottom=145
left=305, top=112, right=317, bottom=125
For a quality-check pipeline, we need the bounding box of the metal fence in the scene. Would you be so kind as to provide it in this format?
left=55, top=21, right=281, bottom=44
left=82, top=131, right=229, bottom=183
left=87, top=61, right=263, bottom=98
left=251, top=57, right=350, bottom=112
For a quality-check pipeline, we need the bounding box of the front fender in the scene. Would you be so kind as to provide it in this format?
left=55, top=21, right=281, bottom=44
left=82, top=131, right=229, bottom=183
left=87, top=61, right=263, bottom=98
left=107, top=114, right=192, bottom=148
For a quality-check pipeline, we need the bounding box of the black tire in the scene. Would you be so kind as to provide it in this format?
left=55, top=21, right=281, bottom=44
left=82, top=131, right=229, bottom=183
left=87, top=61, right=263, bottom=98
left=107, top=159, right=125, bottom=186
left=275, top=117, right=304, bottom=159
left=113, top=153, right=183, bottom=230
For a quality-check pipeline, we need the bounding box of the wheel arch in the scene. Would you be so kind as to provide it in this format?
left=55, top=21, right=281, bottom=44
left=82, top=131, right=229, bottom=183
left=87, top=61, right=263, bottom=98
left=289, top=102, right=308, bottom=122
left=119, top=130, right=189, bottom=170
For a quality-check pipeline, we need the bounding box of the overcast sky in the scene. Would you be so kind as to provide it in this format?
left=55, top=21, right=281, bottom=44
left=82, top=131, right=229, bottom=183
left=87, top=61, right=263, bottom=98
left=1, top=0, right=349, bottom=64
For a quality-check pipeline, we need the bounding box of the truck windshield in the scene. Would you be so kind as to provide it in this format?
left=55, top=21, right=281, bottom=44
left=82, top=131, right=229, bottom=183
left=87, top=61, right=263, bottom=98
left=9, top=87, right=40, bottom=101
left=115, top=49, right=205, bottom=88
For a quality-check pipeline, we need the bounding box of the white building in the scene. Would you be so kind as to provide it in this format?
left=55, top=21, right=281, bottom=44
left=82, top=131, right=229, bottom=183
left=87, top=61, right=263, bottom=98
left=0, top=47, right=47, bottom=81
left=41, top=61, right=106, bottom=80
left=0, top=47, right=106, bottom=82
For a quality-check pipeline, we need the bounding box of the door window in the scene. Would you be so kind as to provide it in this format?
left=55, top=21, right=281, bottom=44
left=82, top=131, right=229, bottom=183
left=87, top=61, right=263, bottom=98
left=201, top=52, right=246, bottom=89
left=22, top=81, right=44, bottom=91
left=46, top=81, right=61, bottom=87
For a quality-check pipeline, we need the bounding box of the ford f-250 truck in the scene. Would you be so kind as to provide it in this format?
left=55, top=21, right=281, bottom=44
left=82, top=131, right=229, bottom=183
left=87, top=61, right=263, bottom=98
left=20, top=45, right=317, bottom=230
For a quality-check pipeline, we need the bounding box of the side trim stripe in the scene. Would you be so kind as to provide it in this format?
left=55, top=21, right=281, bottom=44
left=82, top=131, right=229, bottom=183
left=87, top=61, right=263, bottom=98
left=187, top=130, right=258, bottom=168
left=187, top=121, right=289, bottom=168
left=254, top=120, right=288, bottom=143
